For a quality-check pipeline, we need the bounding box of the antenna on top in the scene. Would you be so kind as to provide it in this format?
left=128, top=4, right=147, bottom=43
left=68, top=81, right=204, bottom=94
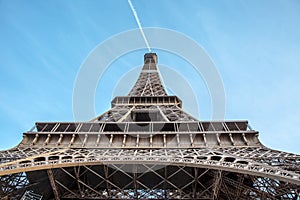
left=128, top=0, right=152, bottom=52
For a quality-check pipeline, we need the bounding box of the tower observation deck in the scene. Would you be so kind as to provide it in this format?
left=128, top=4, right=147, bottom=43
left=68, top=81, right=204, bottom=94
left=0, top=53, right=299, bottom=199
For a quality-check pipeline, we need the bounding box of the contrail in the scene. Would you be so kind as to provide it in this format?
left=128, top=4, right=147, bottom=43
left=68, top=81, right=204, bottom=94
left=128, top=0, right=151, bottom=52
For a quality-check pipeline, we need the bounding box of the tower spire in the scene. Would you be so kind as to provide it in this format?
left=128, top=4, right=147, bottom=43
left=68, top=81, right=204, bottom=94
left=128, top=53, right=167, bottom=96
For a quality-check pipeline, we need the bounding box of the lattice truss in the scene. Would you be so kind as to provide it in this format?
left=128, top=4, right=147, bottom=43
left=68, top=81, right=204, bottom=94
left=128, top=54, right=167, bottom=97
left=28, top=165, right=300, bottom=199
left=0, top=147, right=299, bottom=199
left=3, top=163, right=299, bottom=199
left=129, top=71, right=167, bottom=97
left=0, top=53, right=299, bottom=199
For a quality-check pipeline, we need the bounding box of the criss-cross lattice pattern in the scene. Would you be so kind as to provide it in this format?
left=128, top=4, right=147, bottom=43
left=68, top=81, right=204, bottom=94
left=128, top=53, right=167, bottom=97
left=128, top=72, right=167, bottom=96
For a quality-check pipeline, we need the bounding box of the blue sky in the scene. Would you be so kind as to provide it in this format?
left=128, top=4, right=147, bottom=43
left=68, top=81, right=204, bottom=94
left=0, top=0, right=300, bottom=153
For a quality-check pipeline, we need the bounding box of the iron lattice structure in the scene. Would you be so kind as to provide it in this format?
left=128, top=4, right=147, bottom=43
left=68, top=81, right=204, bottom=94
left=0, top=53, right=299, bottom=199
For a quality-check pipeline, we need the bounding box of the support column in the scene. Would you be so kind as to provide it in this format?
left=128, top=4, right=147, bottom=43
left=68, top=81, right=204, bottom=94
left=212, top=170, right=222, bottom=200
left=47, top=169, right=60, bottom=200
left=133, top=165, right=138, bottom=199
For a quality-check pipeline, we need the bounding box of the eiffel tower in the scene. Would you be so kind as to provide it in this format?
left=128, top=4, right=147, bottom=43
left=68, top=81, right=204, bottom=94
left=0, top=53, right=299, bottom=199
